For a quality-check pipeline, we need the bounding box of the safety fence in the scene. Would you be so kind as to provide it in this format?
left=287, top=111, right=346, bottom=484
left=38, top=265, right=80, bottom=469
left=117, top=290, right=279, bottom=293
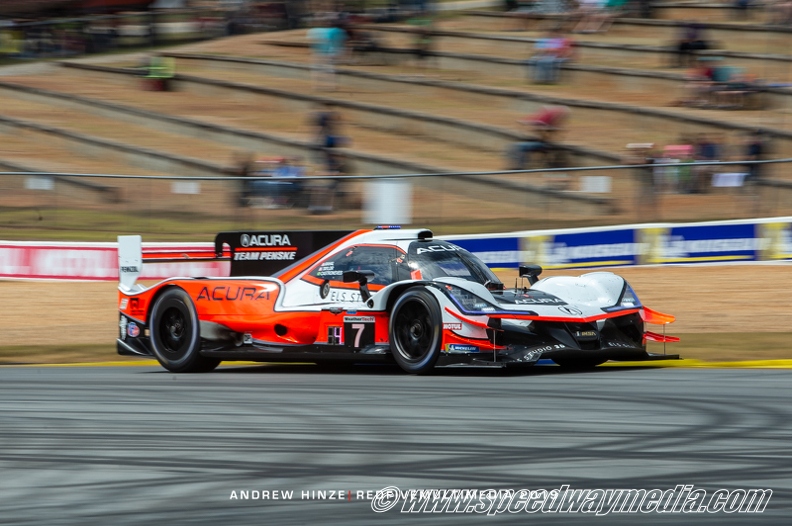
left=2, top=160, right=792, bottom=242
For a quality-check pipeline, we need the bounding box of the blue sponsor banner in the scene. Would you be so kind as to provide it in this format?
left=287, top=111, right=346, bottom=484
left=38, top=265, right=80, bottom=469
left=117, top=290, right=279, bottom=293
left=443, top=218, right=792, bottom=271
left=446, top=237, right=520, bottom=269
left=522, top=229, right=639, bottom=269
left=639, top=223, right=759, bottom=264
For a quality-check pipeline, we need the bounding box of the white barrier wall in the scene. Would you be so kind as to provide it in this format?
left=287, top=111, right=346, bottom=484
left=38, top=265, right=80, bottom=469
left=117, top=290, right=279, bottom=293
left=3, top=217, right=792, bottom=281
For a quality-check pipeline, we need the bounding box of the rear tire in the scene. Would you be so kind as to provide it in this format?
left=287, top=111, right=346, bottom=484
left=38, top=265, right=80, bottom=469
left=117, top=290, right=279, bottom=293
left=150, top=288, right=220, bottom=373
left=389, top=288, right=442, bottom=374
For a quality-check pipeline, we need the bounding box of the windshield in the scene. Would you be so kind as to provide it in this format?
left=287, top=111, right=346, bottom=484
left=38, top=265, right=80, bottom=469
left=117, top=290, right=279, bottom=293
left=406, top=241, right=502, bottom=288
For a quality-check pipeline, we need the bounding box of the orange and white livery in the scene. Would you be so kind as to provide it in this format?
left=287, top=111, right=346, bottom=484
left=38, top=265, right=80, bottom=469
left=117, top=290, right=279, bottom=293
left=117, top=228, right=678, bottom=374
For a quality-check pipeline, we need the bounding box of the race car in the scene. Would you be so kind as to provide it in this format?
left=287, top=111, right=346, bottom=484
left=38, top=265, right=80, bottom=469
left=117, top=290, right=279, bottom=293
left=116, top=227, right=679, bottom=374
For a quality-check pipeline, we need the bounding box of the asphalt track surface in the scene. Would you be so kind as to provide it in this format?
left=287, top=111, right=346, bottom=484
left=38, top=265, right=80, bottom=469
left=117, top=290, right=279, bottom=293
left=1, top=364, right=791, bottom=525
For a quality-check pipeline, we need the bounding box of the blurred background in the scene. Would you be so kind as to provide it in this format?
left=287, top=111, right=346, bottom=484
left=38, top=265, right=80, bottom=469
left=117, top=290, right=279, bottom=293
left=2, top=0, right=792, bottom=240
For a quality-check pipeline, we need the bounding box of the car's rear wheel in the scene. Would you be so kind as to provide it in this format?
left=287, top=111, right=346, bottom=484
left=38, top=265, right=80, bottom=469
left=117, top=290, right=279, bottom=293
left=150, top=288, right=220, bottom=373
left=552, top=357, right=606, bottom=370
left=389, top=288, right=442, bottom=374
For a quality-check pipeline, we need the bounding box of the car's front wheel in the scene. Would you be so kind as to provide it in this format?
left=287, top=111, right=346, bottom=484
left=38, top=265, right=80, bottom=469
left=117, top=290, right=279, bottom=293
left=389, top=288, right=442, bottom=374
left=150, top=288, right=220, bottom=373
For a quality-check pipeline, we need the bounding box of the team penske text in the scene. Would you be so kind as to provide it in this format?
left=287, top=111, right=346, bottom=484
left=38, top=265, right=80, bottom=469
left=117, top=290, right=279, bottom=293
left=370, top=485, right=772, bottom=515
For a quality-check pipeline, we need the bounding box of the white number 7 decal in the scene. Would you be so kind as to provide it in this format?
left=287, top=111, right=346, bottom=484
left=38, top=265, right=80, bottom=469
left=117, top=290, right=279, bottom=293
left=352, top=323, right=366, bottom=348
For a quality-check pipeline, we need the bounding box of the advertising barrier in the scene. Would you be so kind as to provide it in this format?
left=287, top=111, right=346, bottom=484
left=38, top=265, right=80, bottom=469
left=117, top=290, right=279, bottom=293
left=2, top=217, right=792, bottom=281
left=446, top=217, right=792, bottom=270
left=0, top=241, right=227, bottom=281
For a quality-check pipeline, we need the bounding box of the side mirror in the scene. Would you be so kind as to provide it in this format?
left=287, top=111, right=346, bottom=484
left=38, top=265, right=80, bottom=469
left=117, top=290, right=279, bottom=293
left=519, top=264, right=543, bottom=286
left=342, top=270, right=376, bottom=301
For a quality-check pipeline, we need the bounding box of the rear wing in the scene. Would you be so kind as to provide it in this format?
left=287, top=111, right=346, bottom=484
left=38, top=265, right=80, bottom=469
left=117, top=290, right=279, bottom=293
left=118, top=230, right=353, bottom=290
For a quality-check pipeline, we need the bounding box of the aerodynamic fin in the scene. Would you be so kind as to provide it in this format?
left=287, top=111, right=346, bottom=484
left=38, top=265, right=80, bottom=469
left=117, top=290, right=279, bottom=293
left=641, top=307, right=675, bottom=325
left=644, top=331, right=680, bottom=343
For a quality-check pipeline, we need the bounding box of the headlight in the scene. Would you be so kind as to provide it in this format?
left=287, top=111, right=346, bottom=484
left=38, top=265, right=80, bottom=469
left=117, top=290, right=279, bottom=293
left=442, top=284, right=497, bottom=313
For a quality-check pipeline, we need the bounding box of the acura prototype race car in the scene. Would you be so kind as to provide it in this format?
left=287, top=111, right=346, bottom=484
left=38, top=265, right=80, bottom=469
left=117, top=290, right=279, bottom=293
left=117, top=228, right=679, bottom=374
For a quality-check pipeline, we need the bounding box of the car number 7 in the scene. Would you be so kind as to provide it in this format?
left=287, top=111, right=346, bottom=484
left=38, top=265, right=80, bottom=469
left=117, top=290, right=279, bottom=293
left=351, top=323, right=366, bottom=348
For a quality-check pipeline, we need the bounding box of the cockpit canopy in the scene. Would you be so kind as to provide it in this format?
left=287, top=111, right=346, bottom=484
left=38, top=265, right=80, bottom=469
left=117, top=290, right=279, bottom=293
left=303, top=239, right=503, bottom=290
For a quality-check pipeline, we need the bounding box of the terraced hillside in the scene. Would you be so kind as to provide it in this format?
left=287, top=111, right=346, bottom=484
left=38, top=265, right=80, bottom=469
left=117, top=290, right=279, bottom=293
left=2, top=4, right=792, bottom=239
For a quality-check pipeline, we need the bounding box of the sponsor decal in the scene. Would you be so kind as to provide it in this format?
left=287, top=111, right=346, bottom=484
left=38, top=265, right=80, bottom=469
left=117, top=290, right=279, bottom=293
left=329, top=290, right=362, bottom=303
left=559, top=306, right=583, bottom=316
left=120, top=298, right=128, bottom=310
left=416, top=245, right=460, bottom=255
left=234, top=251, right=296, bottom=261
left=327, top=326, right=342, bottom=345
left=575, top=330, right=598, bottom=340
left=316, top=269, right=343, bottom=277
left=443, top=323, right=463, bottom=331
left=513, top=297, right=564, bottom=305
left=320, top=281, right=330, bottom=299
left=119, top=315, right=128, bottom=341
left=197, top=286, right=271, bottom=301
left=316, top=262, right=343, bottom=278
left=129, top=297, right=144, bottom=316
left=120, top=266, right=140, bottom=273
left=240, top=234, right=292, bottom=248
left=127, top=322, right=140, bottom=338
left=531, top=344, right=566, bottom=353
left=344, top=316, right=375, bottom=323
left=446, top=344, right=479, bottom=353
left=607, top=341, right=634, bottom=348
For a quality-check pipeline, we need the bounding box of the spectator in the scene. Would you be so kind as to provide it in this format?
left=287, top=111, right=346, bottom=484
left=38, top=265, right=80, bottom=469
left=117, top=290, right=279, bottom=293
left=693, top=133, right=721, bottom=193
left=144, top=55, right=175, bottom=91
left=675, top=58, right=716, bottom=107
left=346, top=24, right=384, bottom=65
left=226, top=151, right=255, bottom=207
left=272, top=157, right=307, bottom=207
left=507, top=105, right=569, bottom=169
left=409, top=13, right=435, bottom=69
left=574, top=0, right=608, bottom=34
left=526, top=29, right=573, bottom=84
left=733, top=0, right=755, bottom=21
left=637, top=0, right=653, bottom=19
left=767, top=0, right=792, bottom=24
left=308, top=17, right=347, bottom=90
left=624, top=143, right=658, bottom=220
left=674, top=23, right=709, bottom=68
left=312, top=103, right=349, bottom=173
left=744, top=130, right=767, bottom=184
left=711, top=68, right=757, bottom=109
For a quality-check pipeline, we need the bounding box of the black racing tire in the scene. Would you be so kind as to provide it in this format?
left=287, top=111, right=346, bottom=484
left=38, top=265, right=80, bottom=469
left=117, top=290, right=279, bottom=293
left=150, top=288, right=220, bottom=373
left=389, top=288, right=442, bottom=374
left=552, top=357, right=606, bottom=370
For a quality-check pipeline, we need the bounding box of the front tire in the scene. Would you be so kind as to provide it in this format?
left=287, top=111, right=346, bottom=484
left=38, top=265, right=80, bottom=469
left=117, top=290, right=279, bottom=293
left=150, top=288, right=220, bottom=373
left=389, top=288, right=442, bottom=374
